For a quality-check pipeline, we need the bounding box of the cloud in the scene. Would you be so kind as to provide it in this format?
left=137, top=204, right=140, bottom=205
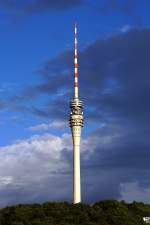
left=0, top=130, right=100, bottom=207
left=98, top=0, right=137, bottom=15
left=0, top=0, right=83, bottom=14
left=0, top=0, right=15, bottom=10
left=0, top=100, right=5, bottom=110
left=95, top=0, right=143, bottom=26
left=99, top=0, right=118, bottom=14
left=81, top=122, right=150, bottom=203
left=120, top=24, right=131, bottom=33
left=0, top=133, right=72, bottom=206
left=25, top=0, right=82, bottom=13
left=19, top=28, right=150, bottom=125
left=0, top=176, right=14, bottom=185
left=29, top=120, right=67, bottom=131
left=120, top=182, right=150, bottom=203
left=2, top=28, right=150, bottom=125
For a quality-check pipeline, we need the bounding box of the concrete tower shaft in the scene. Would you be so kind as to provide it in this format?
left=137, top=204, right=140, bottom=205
left=69, top=24, right=84, bottom=204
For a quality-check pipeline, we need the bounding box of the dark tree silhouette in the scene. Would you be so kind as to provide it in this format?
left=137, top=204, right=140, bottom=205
left=0, top=200, right=149, bottom=225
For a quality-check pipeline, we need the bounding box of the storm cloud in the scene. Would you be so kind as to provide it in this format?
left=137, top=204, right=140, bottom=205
left=99, top=0, right=137, bottom=14
left=0, top=0, right=83, bottom=14
left=16, top=28, right=150, bottom=124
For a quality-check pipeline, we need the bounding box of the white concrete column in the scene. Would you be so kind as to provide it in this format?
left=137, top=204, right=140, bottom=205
left=72, top=126, right=81, bottom=204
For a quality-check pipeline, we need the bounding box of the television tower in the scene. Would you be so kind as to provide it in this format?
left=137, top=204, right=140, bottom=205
left=69, top=23, right=84, bottom=204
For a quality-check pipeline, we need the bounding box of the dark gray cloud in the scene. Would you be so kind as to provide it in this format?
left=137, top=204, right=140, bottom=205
left=25, top=0, right=82, bottom=13
left=0, top=0, right=82, bottom=13
left=99, top=0, right=136, bottom=14
left=0, top=100, right=5, bottom=110
left=21, top=28, right=150, bottom=124
left=3, top=28, right=150, bottom=124
left=97, top=0, right=144, bottom=26
left=80, top=121, right=150, bottom=203
left=0, top=0, right=15, bottom=10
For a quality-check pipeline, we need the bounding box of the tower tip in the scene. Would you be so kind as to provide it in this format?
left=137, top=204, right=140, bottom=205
left=74, top=22, right=77, bottom=34
left=74, top=21, right=78, bottom=99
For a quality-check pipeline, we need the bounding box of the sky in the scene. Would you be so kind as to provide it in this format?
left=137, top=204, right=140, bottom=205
left=0, top=0, right=150, bottom=207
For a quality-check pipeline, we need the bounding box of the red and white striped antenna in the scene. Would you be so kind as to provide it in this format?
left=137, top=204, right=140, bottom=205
left=74, top=22, right=78, bottom=99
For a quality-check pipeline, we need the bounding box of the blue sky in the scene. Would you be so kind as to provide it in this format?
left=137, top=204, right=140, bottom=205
left=0, top=0, right=150, bottom=207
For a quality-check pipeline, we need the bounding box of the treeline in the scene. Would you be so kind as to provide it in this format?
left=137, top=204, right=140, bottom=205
left=0, top=200, right=149, bottom=225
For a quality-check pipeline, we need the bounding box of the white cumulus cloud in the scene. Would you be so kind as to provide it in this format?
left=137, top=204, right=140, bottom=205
left=0, top=133, right=72, bottom=206
left=29, top=120, right=67, bottom=131
left=0, top=131, right=96, bottom=207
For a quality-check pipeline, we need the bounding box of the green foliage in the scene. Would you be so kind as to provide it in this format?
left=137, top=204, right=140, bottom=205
left=0, top=200, right=149, bottom=225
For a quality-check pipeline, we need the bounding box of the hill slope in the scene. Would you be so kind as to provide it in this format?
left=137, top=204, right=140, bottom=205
left=0, top=200, right=149, bottom=225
